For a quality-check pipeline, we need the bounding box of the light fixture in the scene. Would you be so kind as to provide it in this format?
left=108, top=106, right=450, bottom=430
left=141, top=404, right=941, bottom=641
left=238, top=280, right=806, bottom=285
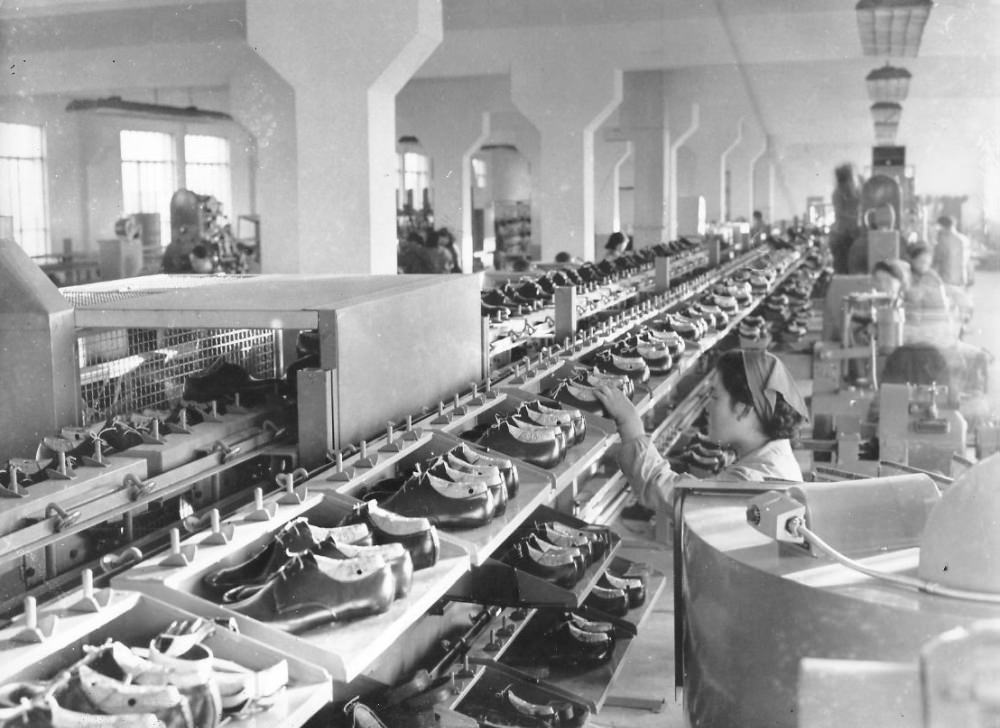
left=866, top=63, right=912, bottom=102
left=874, top=121, right=900, bottom=144
left=65, top=96, right=232, bottom=121
left=396, top=135, right=427, bottom=156
left=479, top=143, right=520, bottom=153
left=855, top=0, right=933, bottom=57
left=872, top=101, right=902, bottom=144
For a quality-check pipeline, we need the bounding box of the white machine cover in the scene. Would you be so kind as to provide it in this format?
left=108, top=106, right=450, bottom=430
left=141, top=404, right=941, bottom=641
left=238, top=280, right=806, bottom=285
left=918, top=453, right=1000, bottom=592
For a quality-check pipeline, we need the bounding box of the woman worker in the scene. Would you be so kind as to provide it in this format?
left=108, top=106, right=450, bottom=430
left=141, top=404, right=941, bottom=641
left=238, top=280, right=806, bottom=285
left=594, top=349, right=809, bottom=512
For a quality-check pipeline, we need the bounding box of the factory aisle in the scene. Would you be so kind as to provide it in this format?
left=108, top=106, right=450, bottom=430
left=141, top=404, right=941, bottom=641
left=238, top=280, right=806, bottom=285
left=588, top=517, right=685, bottom=728
left=963, top=269, right=1000, bottom=416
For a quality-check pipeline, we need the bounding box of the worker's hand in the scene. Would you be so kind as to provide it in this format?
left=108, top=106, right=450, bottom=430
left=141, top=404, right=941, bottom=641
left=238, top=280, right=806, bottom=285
left=593, top=384, right=644, bottom=442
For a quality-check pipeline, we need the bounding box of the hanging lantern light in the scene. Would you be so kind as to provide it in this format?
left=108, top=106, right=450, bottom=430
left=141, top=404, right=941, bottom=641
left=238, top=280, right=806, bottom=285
left=874, top=120, right=900, bottom=144
left=871, top=101, right=902, bottom=144
left=866, top=63, right=912, bottom=102
left=871, top=101, right=903, bottom=124
left=855, top=0, right=933, bottom=57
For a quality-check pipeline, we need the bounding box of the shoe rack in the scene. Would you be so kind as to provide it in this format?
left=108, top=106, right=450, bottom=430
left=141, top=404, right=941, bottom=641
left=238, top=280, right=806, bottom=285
left=112, top=482, right=471, bottom=684
left=310, top=431, right=557, bottom=567
left=0, top=584, right=331, bottom=728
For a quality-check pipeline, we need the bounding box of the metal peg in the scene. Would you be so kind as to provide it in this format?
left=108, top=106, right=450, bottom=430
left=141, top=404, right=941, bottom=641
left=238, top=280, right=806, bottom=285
left=203, top=508, right=235, bottom=544
left=160, top=527, right=197, bottom=566
left=71, top=568, right=111, bottom=613
left=355, top=440, right=379, bottom=468
left=245, top=487, right=278, bottom=522
left=15, top=596, right=58, bottom=644
left=327, top=450, right=353, bottom=482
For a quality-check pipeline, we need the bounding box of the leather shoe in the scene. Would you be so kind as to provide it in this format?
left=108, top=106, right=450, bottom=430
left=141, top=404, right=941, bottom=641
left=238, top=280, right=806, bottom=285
left=427, top=460, right=507, bottom=517
left=509, top=541, right=580, bottom=589
left=476, top=421, right=563, bottom=470
left=584, top=583, right=628, bottom=617
left=338, top=502, right=440, bottom=571
left=599, top=571, right=645, bottom=609
left=383, top=472, right=495, bottom=529
left=319, top=541, right=413, bottom=598
left=182, top=357, right=276, bottom=403
left=227, top=551, right=395, bottom=633
left=448, top=443, right=519, bottom=498
left=525, top=400, right=586, bottom=444
left=202, top=518, right=316, bottom=599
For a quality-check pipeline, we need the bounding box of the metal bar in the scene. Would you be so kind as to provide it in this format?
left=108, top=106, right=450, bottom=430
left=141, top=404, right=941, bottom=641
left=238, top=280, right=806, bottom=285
left=0, top=428, right=273, bottom=565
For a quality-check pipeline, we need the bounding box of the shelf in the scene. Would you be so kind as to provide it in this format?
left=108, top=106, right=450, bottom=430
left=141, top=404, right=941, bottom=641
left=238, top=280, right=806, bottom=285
left=113, top=488, right=470, bottom=683
left=312, top=430, right=557, bottom=567
left=451, top=661, right=592, bottom=726
left=494, top=560, right=667, bottom=711
left=0, top=588, right=331, bottom=727
left=436, top=387, right=613, bottom=492
left=444, top=505, right=621, bottom=608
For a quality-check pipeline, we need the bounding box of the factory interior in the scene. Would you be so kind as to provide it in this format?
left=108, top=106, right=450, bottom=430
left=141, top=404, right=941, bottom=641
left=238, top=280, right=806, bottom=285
left=1, top=1, right=999, bottom=726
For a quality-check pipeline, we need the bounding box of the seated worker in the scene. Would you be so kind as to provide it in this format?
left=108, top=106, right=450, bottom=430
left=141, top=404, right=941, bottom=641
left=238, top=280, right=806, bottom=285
left=594, top=350, right=809, bottom=512
left=603, top=232, right=627, bottom=261
left=904, top=243, right=949, bottom=312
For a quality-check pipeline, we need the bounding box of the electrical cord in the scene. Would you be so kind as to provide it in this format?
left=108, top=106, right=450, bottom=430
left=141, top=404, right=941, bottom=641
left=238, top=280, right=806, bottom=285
left=787, top=517, right=1000, bottom=605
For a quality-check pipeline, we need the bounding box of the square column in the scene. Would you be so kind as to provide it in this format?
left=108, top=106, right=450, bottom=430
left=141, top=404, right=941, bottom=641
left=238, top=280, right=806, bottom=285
left=511, top=54, right=622, bottom=262
left=619, top=71, right=670, bottom=247
left=246, top=0, right=442, bottom=274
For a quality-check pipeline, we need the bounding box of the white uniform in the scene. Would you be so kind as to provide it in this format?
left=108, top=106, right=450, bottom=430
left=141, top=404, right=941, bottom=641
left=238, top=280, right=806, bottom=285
left=619, top=435, right=803, bottom=511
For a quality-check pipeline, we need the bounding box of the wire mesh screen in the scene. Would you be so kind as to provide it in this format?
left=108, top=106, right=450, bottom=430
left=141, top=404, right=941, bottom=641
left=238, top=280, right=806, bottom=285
left=78, top=326, right=278, bottom=424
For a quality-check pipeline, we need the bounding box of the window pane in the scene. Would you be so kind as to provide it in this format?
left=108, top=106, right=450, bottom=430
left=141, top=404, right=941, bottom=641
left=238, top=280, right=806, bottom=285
left=121, top=130, right=175, bottom=244
left=0, top=122, right=48, bottom=256
left=0, top=122, right=43, bottom=157
left=184, top=134, right=232, bottom=219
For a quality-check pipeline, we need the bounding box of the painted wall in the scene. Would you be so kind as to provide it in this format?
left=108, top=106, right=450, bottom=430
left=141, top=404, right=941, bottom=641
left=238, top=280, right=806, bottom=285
left=0, top=86, right=255, bottom=259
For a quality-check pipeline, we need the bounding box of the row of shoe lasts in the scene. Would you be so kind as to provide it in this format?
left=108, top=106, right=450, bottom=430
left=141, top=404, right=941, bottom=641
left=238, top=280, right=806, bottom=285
left=362, top=444, right=520, bottom=529
left=0, top=413, right=164, bottom=490
left=200, top=513, right=434, bottom=634
left=505, top=521, right=613, bottom=589
left=467, top=400, right=588, bottom=470
left=353, top=679, right=590, bottom=728
left=544, top=365, right=635, bottom=418
left=505, top=611, right=620, bottom=671
left=0, top=619, right=287, bottom=728
left=675, top=432, right=735, bottom=476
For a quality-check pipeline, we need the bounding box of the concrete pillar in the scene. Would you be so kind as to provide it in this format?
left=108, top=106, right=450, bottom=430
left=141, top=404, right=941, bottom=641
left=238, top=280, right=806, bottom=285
left=229, top=56, right=298, bottom=273
left=397, top=76, right=513, bottom=273
left=510, top=54, right=622, bottom=262
left=745, top=134, right=769, bottom=221
left=620, top=71, right=670, bottom=248
left=594, top=134, right=631, bottom=246
left=668, top=103, right=700, bottom=241
left=246, top=0, right=442, bottom=274
left=719, top=117, right=746, bottom=222
left=685, top=107, right=747, bottom=224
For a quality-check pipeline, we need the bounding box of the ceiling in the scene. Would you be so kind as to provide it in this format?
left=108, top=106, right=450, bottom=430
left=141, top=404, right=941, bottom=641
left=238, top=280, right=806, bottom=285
left=1, top=0, right=998, bottom=159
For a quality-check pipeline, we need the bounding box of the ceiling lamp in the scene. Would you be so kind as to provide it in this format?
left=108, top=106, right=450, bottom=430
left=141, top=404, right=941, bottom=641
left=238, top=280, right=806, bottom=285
left=855, top=0, right=933, bottom=57
left=397, top=135, right=424, bottom=154
left=866, top=63, right=912, bottom=102
left=874, top=120, right=900, bottom=144
left=872, top=101, right=902, bottom=144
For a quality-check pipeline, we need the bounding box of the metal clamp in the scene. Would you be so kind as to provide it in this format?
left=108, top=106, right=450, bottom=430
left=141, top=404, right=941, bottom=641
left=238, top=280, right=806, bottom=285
left=99, top=546, right=143, bottom=573
left=45, top=503, right=81, bottom=533
left=213, top=440, right=241, bottom=463
left=123, top=473, right=156, bottom=501
left=262, top=420, right=287, bottom=438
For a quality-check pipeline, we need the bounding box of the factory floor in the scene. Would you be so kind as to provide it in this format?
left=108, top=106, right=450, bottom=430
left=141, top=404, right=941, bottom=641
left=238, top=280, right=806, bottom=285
left=587, top=515, right=685, bottom=728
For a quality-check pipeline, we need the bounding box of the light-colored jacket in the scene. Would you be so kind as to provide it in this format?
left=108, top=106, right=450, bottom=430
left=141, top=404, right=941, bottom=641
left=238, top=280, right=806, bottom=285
left=619, top=436, right=803, bottom=511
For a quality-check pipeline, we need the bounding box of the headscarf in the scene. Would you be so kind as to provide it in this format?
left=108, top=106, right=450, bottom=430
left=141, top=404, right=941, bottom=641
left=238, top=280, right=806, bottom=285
left=740, top=350, right=810, bottom=425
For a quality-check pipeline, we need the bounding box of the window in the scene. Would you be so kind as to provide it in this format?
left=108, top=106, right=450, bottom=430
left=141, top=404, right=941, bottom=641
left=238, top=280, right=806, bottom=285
left=184, top=134, right=232, bottom=219
left=120, top=130, right=176, bottom=246
left=399, top=152, right=432, bottom=211
left=0, top=122, right=49, bottom=257
left=472, top=157, right=488, bottom=189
